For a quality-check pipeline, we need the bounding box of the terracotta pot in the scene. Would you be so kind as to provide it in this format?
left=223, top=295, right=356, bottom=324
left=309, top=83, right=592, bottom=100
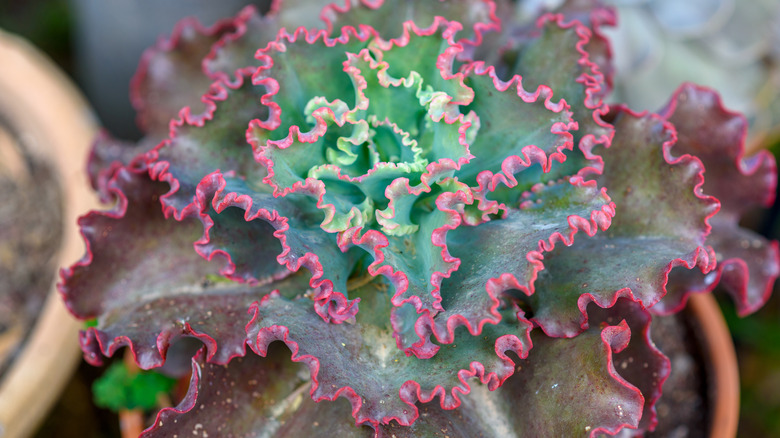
left=0, top=30, right=99, bottom=438
left=688, top=293, right=740, bottom=438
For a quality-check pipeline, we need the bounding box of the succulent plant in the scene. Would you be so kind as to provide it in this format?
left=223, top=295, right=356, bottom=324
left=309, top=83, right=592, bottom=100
left=60, top=0, right=779, bottom=436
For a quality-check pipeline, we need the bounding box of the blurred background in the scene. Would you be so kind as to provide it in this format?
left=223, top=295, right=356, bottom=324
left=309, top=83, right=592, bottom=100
left=1, top=0, right=779, bottom=436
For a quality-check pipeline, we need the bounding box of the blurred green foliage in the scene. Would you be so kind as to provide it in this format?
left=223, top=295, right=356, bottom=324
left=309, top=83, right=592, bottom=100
left=721, top=292, right=780, bottom=437
left=0, top=0, right=72, bottom=72
left=93, top=361, right=177, bottom=412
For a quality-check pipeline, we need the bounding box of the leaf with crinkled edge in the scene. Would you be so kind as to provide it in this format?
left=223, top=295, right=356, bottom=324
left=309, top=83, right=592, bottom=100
left=146, top=74, right=270, bottom=220
left=345, top=178, right=467, bottom=328
left=202, top=6, right=281, bottom=83
left=341, top=47, right=473, bottom=157
left=147, top=344, right=381, bottom=437
left=192, top=174, right=290, bottom=284
left=506, top=0, right=617, bottom=99
left=147, top=319, right=644, bottom=437
left=89, top=12, right=249, bottom=195
left=550, top=0, right=617, bottom=98
left=59, top=167, right=296, bottom=369
left=384, top=320, right=646, bottom=436
left=587, top=298, right=670, bottom=434
left=250, top=26, right=372, bottom=144
left=245, top=277, right=533, bottom=428
left=651, top=84, right=780, bottom=316
left=495, top=321, right=643, bottom=436
left=201, top=173, right=360, bottom=323
left=385, top=177, right=613, bottom=356
left=505, top=14, right=613, bottom=154
left=469, top=8, right=613, bottom=198
left=528, top=108, right=718, bottom=337
left=130, top=13, right=239, bottom=137
left=373, top=163, right=456, bottom=236
left=374, top=384, right=522, bottom=438
left=309, top=166, right=377, bottom=232
left=507, top=16, right=592, bottom=109
left=461, top=8, right=614, bottom=226
left=254, top=101, right=365, bottom=193
left=467, top=147, right=591, bottom=225
left=322, top=0, right=500, bottom=46
left=595, top=109, right=719, bottom=241
left=456, top=62, right=575, bottom=184
left=342, top=43, right=476, bottom=170
left=144, top=344, right=316, bottom=437
left=392, top=178, right=614, bottom=354
left=333, top=122, right=428, bottom=202
left=86, top=131, right=154, bottom=203
left=366, top=19, right=474, bottom=108
left=204, top=1, right=373, bottom=84
left=659, top=225, right=780, bottom=315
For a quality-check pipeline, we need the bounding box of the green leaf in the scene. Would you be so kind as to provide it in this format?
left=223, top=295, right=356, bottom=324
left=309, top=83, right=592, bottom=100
left=93, top=361, right=177, bottom=412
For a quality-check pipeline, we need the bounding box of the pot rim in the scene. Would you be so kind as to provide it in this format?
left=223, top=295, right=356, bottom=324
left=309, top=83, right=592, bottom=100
left=0, top=29, right=99, bottom=438
left=688, top=292, right=740, bottom=438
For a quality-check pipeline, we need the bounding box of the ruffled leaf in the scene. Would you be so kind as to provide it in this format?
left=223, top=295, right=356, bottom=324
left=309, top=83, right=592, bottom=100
left=60, top=167, right=299, bottom=368
left=146, top=316, right=649, bottom=437
left=144, top=344, right=317, bottom=437
left=86, top=131, right=152, bottom=202
left=473, top=10, right=614, bottom=159
left=512, top=14, right=612, bottom=150
left=249, top=27, right=369, bottom=144
left=382, top=318, right=647, bottom=436
left=416, top=179, right=614, bottom=347
left=548, top=0, right=616, bottom=91
left=462, top=11, right=612, bottom=221
left=528, top=107, right=718, bottom=337
left=653, top=84, right=780, bottom=315
left=202, top=6, right=282, bottom=83
left=202, top=173, right=359, bottom=321
left=457, top=63, right=575, bottom=183
left=499, top=321, right=643, bottom=436
left=245, top=279, right=532, bottom=428
left=587, top=298, right=671, bottom=434
left=323, top=0, right=500, bottom=45
left=147, top=75, right=271, bottom=219
left=350, top=178, right=467, bottom=322
left=131, top=15, right=239, bottom=136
